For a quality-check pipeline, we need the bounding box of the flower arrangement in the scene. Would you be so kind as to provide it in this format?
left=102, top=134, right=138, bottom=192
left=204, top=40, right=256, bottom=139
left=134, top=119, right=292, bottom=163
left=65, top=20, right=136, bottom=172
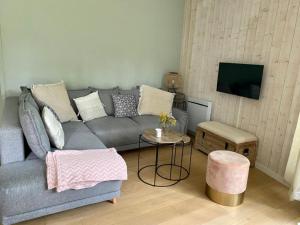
left=159, top=113, right=176, bottom=130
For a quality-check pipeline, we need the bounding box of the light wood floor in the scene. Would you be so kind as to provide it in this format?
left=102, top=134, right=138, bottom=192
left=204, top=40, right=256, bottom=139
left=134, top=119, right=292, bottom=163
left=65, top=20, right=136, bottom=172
left=19, top=146, right=300, bottom=225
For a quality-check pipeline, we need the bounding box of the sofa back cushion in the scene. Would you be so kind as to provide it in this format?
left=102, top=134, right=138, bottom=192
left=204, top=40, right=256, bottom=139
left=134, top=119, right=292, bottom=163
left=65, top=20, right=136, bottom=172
left=19, top=92, right=51, bottom=159
left=20, top=86, right=39, bottom=108
left=31, top=81, right=77, bottom=122
left=89, top=87, right=119, bottom=116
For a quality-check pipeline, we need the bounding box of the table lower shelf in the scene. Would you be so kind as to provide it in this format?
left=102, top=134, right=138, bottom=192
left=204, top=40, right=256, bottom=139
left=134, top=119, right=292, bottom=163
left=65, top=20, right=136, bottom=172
left=138, top=163, right=190, bottom=187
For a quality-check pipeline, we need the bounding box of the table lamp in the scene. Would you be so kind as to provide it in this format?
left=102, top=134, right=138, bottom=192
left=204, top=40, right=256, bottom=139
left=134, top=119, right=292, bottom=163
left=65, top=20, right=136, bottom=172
left=164, top=72, right=183, bottom=93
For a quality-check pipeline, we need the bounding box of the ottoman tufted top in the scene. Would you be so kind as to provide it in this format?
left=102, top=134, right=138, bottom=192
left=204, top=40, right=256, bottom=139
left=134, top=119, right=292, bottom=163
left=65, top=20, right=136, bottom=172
left=209, top=150, right=250, bottom=167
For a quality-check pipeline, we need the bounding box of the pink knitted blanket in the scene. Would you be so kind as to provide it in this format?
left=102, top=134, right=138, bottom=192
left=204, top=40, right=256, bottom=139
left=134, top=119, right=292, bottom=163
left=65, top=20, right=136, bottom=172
left=46, top=148, right=127, bottom=192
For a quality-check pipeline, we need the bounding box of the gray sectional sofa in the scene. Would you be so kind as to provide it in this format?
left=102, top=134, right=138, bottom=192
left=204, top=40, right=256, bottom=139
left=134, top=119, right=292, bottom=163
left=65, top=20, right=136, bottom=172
left=0, top=86, right=188, bottom=225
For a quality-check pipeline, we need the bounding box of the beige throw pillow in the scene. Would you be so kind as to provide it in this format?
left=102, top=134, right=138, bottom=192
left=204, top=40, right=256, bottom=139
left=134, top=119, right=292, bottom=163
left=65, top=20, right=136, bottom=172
left=31, top=81, right=77, bottom=122
left=138, top=85, right=174, bottom=116
left=74, top=91, right=107, bottom=122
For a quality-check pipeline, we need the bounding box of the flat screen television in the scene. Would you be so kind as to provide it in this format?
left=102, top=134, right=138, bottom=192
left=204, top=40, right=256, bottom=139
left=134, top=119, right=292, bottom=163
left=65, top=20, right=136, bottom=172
left=217, top=62, right=264, bottom=99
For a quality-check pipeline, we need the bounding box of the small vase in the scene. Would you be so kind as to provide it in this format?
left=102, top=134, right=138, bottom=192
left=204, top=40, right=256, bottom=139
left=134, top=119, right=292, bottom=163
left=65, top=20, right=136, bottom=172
left=161, top=126, right=169, bottom=134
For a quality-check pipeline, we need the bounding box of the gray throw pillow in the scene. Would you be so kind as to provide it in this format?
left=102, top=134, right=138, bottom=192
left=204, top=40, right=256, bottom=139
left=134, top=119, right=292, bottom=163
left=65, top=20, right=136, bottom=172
left=89, top=87, right=119, bottom=115
left=19, top=92, right=51, bottom=159
left=20, top=86, right=39, bottom=108
left=112, top=94, right=138, bottom=118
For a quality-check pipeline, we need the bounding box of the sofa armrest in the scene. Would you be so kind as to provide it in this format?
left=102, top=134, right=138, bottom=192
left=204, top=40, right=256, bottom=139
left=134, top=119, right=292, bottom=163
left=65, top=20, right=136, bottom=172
left=172, top=107, right=188, bottom=134
left=0, top=97, right=25, bottom=165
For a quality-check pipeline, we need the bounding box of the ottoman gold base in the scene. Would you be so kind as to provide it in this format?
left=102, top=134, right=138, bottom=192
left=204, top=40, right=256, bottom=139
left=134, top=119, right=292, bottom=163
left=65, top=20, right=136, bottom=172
left=205, top=184, right=244, bottom=206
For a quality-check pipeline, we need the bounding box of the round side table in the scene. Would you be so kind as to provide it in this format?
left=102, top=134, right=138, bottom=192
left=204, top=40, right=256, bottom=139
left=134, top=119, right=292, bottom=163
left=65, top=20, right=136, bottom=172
left=137, top=129, right=192, bottom=187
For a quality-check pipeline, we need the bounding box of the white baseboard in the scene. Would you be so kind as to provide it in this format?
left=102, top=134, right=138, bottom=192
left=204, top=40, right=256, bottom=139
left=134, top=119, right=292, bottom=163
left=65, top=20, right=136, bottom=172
left=255, top=162, right=289, bottom=187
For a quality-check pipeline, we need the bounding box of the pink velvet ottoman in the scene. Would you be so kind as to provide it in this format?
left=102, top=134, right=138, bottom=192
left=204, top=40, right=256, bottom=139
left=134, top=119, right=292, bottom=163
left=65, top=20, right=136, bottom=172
left=205, top=150, right=250, bottom=206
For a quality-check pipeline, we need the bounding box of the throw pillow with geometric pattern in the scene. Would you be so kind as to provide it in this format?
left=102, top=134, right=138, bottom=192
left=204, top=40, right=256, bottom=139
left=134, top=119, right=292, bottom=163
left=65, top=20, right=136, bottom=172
left=112, top=94, right=138, bottom=118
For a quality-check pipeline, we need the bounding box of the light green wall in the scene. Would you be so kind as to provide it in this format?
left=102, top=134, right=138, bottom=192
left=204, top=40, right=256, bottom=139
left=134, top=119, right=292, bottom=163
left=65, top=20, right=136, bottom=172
left=0, top=25, right=5, bottom=119
left=0, top=0, right=184, bottom=96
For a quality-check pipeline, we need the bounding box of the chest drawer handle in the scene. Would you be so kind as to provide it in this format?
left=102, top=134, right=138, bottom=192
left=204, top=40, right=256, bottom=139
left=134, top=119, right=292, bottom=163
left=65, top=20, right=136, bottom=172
left=243, top=149, right=249, bottom=157
left=225, top=142, right=228, bottom=150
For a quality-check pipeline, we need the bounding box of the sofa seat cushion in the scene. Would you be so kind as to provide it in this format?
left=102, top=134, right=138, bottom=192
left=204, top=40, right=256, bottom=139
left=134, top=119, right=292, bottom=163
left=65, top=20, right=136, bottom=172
left=131, top=115, right=181, bottom=133
left=85, top=117, right=140, bottom=147
left=62, top=121, right=106, bottom=149
left=0, top=159, right=122, bottom=217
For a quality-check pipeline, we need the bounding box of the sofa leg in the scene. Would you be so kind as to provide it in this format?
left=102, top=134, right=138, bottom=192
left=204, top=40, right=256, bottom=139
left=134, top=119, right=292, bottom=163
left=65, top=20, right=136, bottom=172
left=110, top=198, right=117, bottom=204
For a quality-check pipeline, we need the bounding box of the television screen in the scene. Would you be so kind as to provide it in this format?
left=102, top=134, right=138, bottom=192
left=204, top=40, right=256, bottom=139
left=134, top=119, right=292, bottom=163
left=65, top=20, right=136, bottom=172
left=217, top=62, right=264, bottom=99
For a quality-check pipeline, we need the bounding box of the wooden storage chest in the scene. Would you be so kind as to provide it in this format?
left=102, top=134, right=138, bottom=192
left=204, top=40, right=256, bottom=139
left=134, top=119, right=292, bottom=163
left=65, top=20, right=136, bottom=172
left=194, top=121, right=257, bottom=167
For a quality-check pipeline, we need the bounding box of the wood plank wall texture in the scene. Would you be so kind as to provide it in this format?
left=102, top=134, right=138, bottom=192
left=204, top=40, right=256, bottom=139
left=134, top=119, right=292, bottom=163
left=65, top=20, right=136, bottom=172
left=180, top=0, right=300, bottom=182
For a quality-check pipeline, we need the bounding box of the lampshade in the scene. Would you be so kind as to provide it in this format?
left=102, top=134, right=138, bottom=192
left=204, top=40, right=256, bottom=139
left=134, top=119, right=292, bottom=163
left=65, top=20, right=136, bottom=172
left=164, top=72, right=183, bottom=90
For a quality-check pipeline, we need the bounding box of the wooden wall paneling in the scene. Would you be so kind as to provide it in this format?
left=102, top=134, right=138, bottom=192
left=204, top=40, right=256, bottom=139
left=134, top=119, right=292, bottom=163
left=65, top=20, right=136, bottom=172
left=255, top=0, right=278, bottom=161
left=278, top=14, right=300, bottom=175
left=234, top=1, right=250, bottom=129
left=208, top=0, right=225, bottom=123
left=212, top=0, right=228, bottom=123
left=248, top=0, right=263, bottom=132
left=237, top=0, right=255, bottom=131
left=267, top=0, right=300, bottom=170
left=204, top=0, right=217, bottom=98
left=207, top=0, right=221, bottom=102
left=279, top=69, right=300, bottom=175
left=179, top=0, right=191, bottom=81
left=228, top=2, right=242, bottom=126
left=181, top=0, right=300, bottom=180
left=200, top=0, right=215, bottom=98
left=191, top=0, right=203, bottom=97
left=204, top=0, right=217, bottom=97
left=247, top=0, right=267, bottom=134
left=270, top=1, right=300, bottom=172
left=180, top=0, right=198, bottom=91
left=217, top=1, right=232, bottom=124
left=228, top=0, right=244, bottom=127
left=193, top=0, right=210, bottom=99
left=256, top=0, right=290, bottom=167
left=256, top=0, right=290, bottom=170
left=188, top=1, right=205, bottom=98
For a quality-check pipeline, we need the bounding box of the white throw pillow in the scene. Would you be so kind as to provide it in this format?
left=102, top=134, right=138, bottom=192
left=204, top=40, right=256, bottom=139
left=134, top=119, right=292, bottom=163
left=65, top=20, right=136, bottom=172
left=74, top=91, right=107, bottom=122
left=42, top=106, right=64, bottom=149
left=138, top=85, right=175, bottom=116
left=31, top=81, right=77, bottom=122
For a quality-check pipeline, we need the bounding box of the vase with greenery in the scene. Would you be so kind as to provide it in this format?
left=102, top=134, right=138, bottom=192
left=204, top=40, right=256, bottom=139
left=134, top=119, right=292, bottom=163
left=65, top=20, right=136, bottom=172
left=159, top=113, right=176, bottom=132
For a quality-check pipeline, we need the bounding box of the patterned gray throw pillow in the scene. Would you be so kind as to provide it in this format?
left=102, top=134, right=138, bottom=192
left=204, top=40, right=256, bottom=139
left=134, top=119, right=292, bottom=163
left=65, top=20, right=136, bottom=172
left=112, top=94, right=138, bottom=118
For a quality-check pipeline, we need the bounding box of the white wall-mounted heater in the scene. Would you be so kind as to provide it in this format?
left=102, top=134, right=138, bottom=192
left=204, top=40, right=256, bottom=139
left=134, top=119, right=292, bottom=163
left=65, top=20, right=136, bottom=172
left=186, top=97, right=212, bottom=134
